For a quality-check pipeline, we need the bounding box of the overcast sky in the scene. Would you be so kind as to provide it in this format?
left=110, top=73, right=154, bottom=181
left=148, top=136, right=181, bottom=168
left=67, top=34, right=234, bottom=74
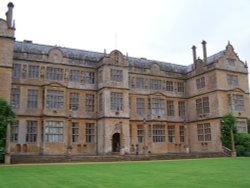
left=1, top=0, right=250, bottom=66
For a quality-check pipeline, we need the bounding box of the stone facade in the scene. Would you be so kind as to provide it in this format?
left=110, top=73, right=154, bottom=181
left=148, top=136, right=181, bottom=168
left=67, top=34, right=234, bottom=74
left=0, top=3, right=249, bottom=162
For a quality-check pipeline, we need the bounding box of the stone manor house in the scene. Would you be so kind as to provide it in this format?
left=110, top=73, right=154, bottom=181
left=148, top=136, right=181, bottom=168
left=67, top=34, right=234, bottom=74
left=0, top=3, right=249, bottom=162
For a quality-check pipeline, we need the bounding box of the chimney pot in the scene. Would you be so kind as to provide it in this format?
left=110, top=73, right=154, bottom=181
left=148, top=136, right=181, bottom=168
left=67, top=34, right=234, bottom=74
left=191, top=45, right=197, bottom=64
left=6, top=2, right=14, bottom=28
left=201, top=40, right=207, bottom=64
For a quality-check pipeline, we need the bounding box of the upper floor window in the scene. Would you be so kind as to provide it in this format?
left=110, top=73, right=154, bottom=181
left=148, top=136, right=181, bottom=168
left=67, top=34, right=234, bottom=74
left=196, top=77, right=205, bottom=89
left=196, top=96, right=210, bottom=115
left=227, top=75, right=239, bottom=88
left=167, top=101, right=175, bottom=116
left=150, top=98, right=164, bottom=115
left=69, top=70, right=80, bottom=82
left=136, top=77, right=144, bottom=89
left=69, top=93, right=79, bottom=111
left=85, top=94, right=95, bottom=112
left=28, top=65, right=39, bottom=79
left=99, top=93, right=103, bottom=112
left=12, top=64, right=21, bottom=78
left=227, top=59, right=235, bottom=67
left=111, top=92, right=123, bottom=111
left=46, top=67, right=63, bottom=81
left=111, top=69, right=123, bottom=82
left=228, top=94, right=244, bottom=112
left=11, top=88, right=20, bottom=109
left=166, top=81, right=173, bottom=91
left=197, top=123, right=211, bottom=142
left=26, top=121, right=37, bottom=143
left=150, top=79, right=161, bottom=90
left=136, top=98, right=144, bottom=115
left=85, top=72, right=95, bottom=84
left=27, top=89, right=38, bottom=109
left=178, top=101, right=185, bottom=117
left=45, top=121, right=64, bottom=143
left=177, top=82, right=184, bottom=92
left=46, top=90, right=64, bottom=109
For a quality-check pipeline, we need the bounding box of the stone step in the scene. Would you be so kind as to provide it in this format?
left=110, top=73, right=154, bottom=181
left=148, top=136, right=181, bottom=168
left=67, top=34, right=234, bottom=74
left=10, top=152, right=229, bottom=164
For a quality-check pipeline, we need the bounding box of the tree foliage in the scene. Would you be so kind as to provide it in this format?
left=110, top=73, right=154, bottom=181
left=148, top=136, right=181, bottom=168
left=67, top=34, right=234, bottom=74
left=220, top=113, right=237, bottom=150
left=0, top=98, right=15, bottom=162
left=247, top=119, right=250, bottom=134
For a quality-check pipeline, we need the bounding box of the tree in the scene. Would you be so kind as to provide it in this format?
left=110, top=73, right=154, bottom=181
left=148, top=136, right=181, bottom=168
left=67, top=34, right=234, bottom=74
left=220, top=114, right=237, bottom=153
left=247, top=119, right=250, bottom=134
left=0, top=98, right=15, bottom=162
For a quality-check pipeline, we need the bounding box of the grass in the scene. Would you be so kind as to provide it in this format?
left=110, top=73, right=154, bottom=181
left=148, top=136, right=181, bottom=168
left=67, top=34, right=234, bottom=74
left=0, top=158, right=250, bottom=188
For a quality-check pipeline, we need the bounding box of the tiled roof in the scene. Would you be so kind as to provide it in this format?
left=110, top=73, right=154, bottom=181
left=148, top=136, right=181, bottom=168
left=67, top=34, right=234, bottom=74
left=14, top=41, right=225, bottom=74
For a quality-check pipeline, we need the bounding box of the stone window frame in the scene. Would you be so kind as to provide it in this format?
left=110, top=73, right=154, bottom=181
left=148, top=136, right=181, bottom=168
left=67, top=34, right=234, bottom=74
left=99, top=93, right=103, bottom=112
left=228, top=94, right=244, bottom=112
left=177, top=82, right=185, bottom=92
left=11, top=88, right=20, bottom=109
left=152, top=124, right=166, bottom=143
left=111, top=92, right=123, bottom=111
left=28, top=65, right=39, bottom=79
left=150, top=79, right=162, bottom=90
left=196, top=77, right=205, bottom=89
left=150, top=98, right=165, bottom=115
left=85, top=71, right=95, bottom=84
left=136, top=77, right=144, bottom=89
left=46, top=90, right=64, bottom=110
left=166, top=81, right=173, bottom=92
left=237, top=121, right=248, bottom=133
left=196, top=96, right=210, bottom=116
left=44, top=121, right=64, bottom=143
left=168, top=125, right=175, bottom=143
left=27, top=89, right=38, bottom=109
left=227, top=58, right=235, bottom=68
left=45, top=67, right=63, bottom=81
left=86, top=123, right=95, bottom=144
left=137, top=124, right=144, bottom=144
left=227, top=74, right=239, bottom=89
left=167, top=100, right=175, bottom=116
left=11, top=120, right=19, bottom=143
left=26, top=121, right=37, bottom=143
left=12, top=63, right=21, bottom=78
left=69, top=93, right=79, bottom=111
left=179, top=126, right=185, bottom=143
left=69, top=70, right=80, bottom=82
left=85, top=94, right=95, bottom=113
left=72, top=122, right=79, bottom=143
left=197, top=123, right=211, bottom=142
left=110, top=69, right=123, bottom=82
left=178, top=101, right=185, bottom=117
left=136, top=98, right=145, bottom=115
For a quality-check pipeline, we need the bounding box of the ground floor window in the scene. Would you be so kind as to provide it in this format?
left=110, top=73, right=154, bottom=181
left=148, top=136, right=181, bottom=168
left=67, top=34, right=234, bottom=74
left=152, top=125, right=165, bottom=143
left=86, top=123, right=95, bottom=143
left=197, top=123, right=211, bottom=142
left=45, top=121, right=64, bottom=143
left=26, top=121, right=37, bottom=142
left=179, top=126, right=185, bottom=143
left=237, top=121, right=248, bottom=133
left=168, top=126, right=175, bottom=143
left=11, top=120, right=19, bottom=142
left=72, top=122, right=79, bottom=143
left=137, top=125, right=144, bottom=144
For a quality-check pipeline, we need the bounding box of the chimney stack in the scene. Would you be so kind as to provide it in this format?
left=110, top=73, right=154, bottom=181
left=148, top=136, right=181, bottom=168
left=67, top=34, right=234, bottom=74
left=201, top=40, right=207, bottom=64
left=6, top=2, right=14, bottom=28
left=191, top=45, right=197, bottom=64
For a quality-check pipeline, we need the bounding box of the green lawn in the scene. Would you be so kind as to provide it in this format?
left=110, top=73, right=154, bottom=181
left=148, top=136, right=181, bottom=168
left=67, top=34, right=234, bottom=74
left=0, top=158, right=250, bottom=188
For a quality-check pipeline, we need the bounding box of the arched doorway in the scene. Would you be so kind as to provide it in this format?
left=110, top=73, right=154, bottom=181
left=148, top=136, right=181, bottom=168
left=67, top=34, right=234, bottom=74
left=112, top=133, right=120, bottom=152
